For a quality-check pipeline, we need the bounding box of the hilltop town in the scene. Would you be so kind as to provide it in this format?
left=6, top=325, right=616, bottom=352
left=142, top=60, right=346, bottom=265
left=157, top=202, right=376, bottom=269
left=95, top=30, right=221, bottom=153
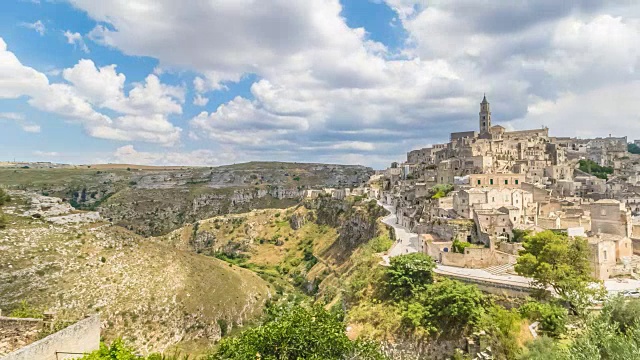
left=359, top=95, right=640, bottom=284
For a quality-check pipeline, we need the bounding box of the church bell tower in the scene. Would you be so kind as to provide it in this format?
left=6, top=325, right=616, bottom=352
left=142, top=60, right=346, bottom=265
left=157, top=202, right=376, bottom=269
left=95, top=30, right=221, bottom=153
left=479, top=94, right=491, bottom=134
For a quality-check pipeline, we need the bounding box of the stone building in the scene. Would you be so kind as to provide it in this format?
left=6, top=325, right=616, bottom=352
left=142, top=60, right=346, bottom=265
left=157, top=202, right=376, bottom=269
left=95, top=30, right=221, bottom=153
left=590, top=199, right=633, bottom=238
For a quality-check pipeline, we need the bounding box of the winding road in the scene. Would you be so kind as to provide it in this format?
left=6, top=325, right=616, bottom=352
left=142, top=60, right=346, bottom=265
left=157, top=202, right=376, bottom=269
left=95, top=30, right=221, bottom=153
left=376, top=199, right=640, bottom=294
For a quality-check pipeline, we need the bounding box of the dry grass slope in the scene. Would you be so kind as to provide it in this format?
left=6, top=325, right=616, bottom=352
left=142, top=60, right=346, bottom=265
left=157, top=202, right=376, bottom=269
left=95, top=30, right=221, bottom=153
left=0, top=212, right=271, bottom=355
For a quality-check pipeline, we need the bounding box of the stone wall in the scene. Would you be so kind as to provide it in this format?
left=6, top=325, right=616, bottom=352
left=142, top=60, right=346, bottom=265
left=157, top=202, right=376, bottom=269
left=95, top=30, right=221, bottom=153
left=0, top=317, right=42, bottom=356
left=4, top=315, right=100, bottom=360
left=441, top=248, right=500, bottom=268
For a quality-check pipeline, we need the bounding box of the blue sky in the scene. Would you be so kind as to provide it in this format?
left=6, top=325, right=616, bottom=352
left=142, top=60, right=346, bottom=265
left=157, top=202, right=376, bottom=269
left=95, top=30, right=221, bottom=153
left=1, top=1, right=640, bottom=168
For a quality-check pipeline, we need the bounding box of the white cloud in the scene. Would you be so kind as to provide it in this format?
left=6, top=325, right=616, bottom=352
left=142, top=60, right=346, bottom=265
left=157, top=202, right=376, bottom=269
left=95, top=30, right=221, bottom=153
left=193, top=94, right=209, bottom=106
left=111, top=145, right=235, bottom=166
left=33, top=150, right=59, bottom=157
left=0, top=112, right=41, bottom=133
left=64, top=30, right=89, bottom=53
left=11, top=1, right=640, bottom=166
left=21, top=20, right=45, bottom=35
left=0, top=38, right=183, bottom=145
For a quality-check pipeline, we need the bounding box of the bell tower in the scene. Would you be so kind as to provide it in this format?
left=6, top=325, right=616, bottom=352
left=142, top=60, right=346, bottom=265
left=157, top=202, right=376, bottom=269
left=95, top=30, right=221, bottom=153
left=479, top=94, right=491, bottom=134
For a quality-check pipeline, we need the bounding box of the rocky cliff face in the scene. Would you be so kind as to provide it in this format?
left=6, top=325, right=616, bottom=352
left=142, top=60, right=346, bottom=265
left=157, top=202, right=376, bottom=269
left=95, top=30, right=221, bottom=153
left=307, top=196, right=389, bottom=264
left=0, top=162, right=373, bottom=236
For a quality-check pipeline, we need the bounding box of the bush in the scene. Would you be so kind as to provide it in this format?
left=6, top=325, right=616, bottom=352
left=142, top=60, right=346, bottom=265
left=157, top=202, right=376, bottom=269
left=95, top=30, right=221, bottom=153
left=402, top=279, right=487, bottom=335
left=452, top=239, right=472, bottom=253
left=385, top=253, right=436, bottom=300
left=209, top=305, right=386, bottom=360
left=9, top=301, right=44, bottom=319
left=479, top=305, right=523, bottom=359
left=603, top=296, right=640, bottom=334
left=0, top=188, right=10, bottom=206
left=519, top=301, right=567, bottom=337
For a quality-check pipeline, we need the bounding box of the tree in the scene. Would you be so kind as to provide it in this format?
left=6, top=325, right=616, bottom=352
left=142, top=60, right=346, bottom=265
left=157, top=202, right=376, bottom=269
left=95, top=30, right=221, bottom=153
left=452, top=239, right=472, bottom=253
left=603, top=296, right=640, bottom=334
left=479, top=305, right=523, bottom=359
left=79, top=339, right=139, bottom=360
left=210, top=305, right=386, bottom=360
left=519, top=301, right=568, bottom=337
left=385, top=253, right=436, bottom=300
left=628, top=143, right=640, bottom=155
left=515, top=231, right=599, bottom=311
left=403, top=279, right=487, bottom=335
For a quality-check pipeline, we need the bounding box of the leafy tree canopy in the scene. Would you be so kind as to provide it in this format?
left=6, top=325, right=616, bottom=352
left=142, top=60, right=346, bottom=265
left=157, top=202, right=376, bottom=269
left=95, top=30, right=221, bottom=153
left=385, top=253, right=436, bottom=300
left=210, top=305, right=386, bottom=360
left=515, top=231, right=599, bottom=310
left=403, top=279, right=488, bottom=335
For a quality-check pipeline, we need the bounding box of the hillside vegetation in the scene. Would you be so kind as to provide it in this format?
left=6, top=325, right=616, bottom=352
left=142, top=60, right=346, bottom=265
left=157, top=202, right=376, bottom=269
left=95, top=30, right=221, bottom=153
left=0, top=195, right=271, bottom=355
left=0, top=162, right=372, bottom=236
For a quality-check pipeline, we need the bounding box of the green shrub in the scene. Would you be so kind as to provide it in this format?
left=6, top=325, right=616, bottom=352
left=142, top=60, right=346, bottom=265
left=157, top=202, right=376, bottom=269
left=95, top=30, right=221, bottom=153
left=385, top=253, right=436, bottom=300
left=519, top=301, right=567, bottom=337
left=452, top=239, right=472, bottom=253
left=9, top=301, right=44, bottom=319
left=403, top=279, right=487, bottom=335
left=209, top=305, right=386, bottom=360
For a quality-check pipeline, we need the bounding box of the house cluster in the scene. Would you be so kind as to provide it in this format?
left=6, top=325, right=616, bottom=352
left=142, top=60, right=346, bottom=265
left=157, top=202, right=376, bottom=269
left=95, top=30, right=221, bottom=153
left=371, top=95, right=640, bottom=280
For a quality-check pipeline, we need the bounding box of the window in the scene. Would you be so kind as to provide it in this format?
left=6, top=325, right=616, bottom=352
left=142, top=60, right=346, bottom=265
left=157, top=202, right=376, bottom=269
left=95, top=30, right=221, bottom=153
left=515, top=180, right=519, bottom=185
left=600, top=209, right=606, bottom=216
left=504, top=180, right=509, bottom=185
left=514, top=217, right=517, bottom=221
left=490, top=179, right=494, bottom=185
left=477, top=179, right=481, bottom=185
left=604, top=250, right=607, bottom=260
left=492, top=197, right=495, bottom=202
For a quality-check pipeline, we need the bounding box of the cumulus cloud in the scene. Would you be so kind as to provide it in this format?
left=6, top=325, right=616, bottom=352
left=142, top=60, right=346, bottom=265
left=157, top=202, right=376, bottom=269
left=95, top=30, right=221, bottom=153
left=0, top=112, right=40, bottom=133
left=10, top=1, right=640, bottom=167
left=193, top=94, right=209, bottom=106
left=64, top=30, right=89, bottom=53
left=21, top=20, right=45, bottom=35
left=0, top=38, right=183, bottom=145
left=111, top=145, right=235, bottom=166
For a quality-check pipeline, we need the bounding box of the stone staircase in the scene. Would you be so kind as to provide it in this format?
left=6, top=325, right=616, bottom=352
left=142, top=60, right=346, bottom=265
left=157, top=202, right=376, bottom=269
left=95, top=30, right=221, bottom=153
left=483, top=263, right=515, bottom=276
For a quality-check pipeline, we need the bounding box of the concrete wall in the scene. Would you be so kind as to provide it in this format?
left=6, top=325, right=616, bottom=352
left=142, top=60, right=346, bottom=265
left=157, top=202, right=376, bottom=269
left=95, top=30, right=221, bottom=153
left=5, top=315, right=100, bottom=360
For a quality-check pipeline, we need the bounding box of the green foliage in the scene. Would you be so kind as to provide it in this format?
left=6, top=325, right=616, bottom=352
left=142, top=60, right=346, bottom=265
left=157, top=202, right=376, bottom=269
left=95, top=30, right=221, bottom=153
left=519, top=301, right=568, bottom=337
left=9, top=300, right=44, bottom=318
left=452, top=239, right=472, bottom=253
left=209, top=305, right=386, bottom=360
left=578, top=159, right=613, bottom=179
left=602, top=296, right=640, bottom=334
left=519, top=297, right=640, bottom=360
left=385, top=253, right=436, bottom=300
left=478, top=305, right=523, bottom=359
left=628, top=143, right=640, bottom=155
left=368, top=235, right=393, bottom=253
left=403, top=279, right=487, bottom=335
left=512, top=229, right=532, bottom=243
left=515, top=231, right=598, bottom=311
left=518, top=336, right=564, bottom=360
left=431, top=184, right=454, bottom=199
left=0, top=188, right=10, bottom=206
left=0, top=211, right=6, bottom=229
left=79, top=339, right=139, bottom=360
left=80, top=339, right=192, bottom=360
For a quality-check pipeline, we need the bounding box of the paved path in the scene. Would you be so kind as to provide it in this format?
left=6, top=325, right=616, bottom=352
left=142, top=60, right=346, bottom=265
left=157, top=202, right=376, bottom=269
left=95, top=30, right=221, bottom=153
left=379, top=201, right=420, bottom=265
left=376, top=199, right=640, bottom=294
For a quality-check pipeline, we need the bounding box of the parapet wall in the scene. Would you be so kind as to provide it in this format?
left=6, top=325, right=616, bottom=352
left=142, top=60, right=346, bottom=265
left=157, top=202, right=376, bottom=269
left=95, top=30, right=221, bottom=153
left=4, top=315, right=100, bottom=360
